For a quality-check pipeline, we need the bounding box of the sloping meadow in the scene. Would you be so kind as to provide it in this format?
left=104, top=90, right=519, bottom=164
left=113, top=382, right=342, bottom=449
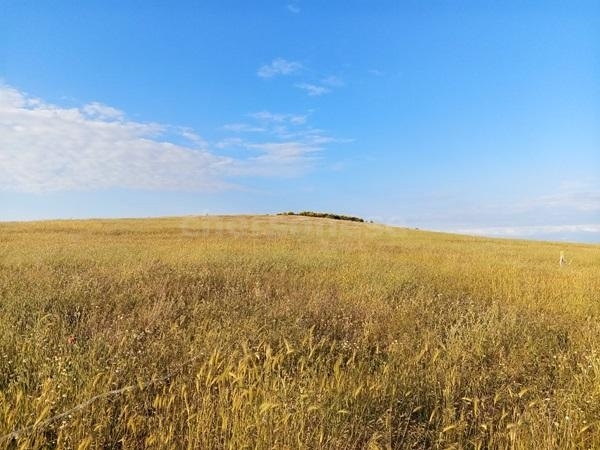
left=1, top=216, right=599, bottom=449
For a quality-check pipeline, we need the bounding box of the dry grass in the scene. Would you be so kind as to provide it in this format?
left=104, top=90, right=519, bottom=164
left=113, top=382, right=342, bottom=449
left=0, top=215, right=599, bottom=449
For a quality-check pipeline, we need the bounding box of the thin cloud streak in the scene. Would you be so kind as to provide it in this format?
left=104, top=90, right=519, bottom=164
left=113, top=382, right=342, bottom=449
left=295, top=83, right=331, bottom=96
left=528, top=191, right=600, bottom=212
left=321, top=76, right=344, bottom=87
left=257, top=58, right=302, bottom=78
left=249, top=111, right=307, bottom=125
left=222, top=123, right=266, bottom=133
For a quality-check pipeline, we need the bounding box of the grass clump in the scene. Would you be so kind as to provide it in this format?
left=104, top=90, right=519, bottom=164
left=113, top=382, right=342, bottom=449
left=0, top=215, right=599, bottom=448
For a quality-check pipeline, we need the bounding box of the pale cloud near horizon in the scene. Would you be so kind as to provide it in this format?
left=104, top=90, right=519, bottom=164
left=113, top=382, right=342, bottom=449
left=0, top=84, right=333, bottom=193
left=453, top=224, right=600, bottom=240
left=382, top=185, right=600, bottom=242
left=257, top=58, right=302, bottom=78
left=527, top=190, right=600, bottom=212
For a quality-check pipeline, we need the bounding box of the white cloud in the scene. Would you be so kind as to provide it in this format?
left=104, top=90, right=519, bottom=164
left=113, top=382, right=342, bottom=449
left=381, top=184, right=600, bottom=243
left=289, top=114, right=308, bottom=125
left=294, top=77, right=343, bottom=97
left=321, top=76, right=344, bottom=87
left=214, top=110, right=343, bottom=177
left=295, top=83, right=331, bottom=96
left=256, top=60, right=342, bottom=97
left=247, top=141, right=319, bottom=158
left=287, top=4, right=300, bottom=13
left=213, top=139, right=322, bottom=177
left=242, top=112, right=346, bottom=145
left=177, top=127, right=208, bottom=147
left=257, top=58, right=302, bottom=78
left=222, top=123, right=265, bottom=133
left=506, top=183, right=600, bottom=215
left=533, top=191, right=600, bottom=212
left=82, top=102, right=124, bottom=120
left=215, top=137, right=245, bottom=149
left=250, top=111, right=286, bottom=122
left=0, top=84, right=333, bottom=193
left=0, top=90, right=230, bottom=192
left=244, top=142, right=321, bottom=176
left=249, top=111, right=307, bottom=125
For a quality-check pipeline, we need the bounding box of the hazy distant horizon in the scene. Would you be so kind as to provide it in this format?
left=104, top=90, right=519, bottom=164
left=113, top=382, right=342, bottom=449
left=1, top=211, right=598, bottom=245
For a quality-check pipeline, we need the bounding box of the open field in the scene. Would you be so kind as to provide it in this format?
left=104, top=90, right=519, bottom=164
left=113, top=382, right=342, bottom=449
left=1, top=215, right=599, bottom=449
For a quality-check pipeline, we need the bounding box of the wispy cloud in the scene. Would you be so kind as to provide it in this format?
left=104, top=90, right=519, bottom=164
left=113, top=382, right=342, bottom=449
left=286, top=4, right=300, bottom=14
left=321, top=76, right=344, bottom=87
left=222, top=123, right=265, bottom=133
left=454, top=224, right=600, bottom=241
left=215, top=137, right=246, bottom=149
left=293, top=76, right=343, bottom=97
left=0, top=84, right=338, bottom=192
left=526, top=190, right=600, bottom=212
left=249, top=110, right=307, bottom=125
left=82, top=102, right=125, bottom=120
left=244, top=111, right=346, bottom=144
left=257, top=58, right=302, bottom=78
left=295, top=83, right=331, bottom=96
left=257, top=58, right=342, bottom=97
left=247, top=142, right=320, bottom=167
left=215, top=109, right=348, bottom=176
left=0, top=85, right=230, bottom=192
left=381, top=183, right=600, bottom=243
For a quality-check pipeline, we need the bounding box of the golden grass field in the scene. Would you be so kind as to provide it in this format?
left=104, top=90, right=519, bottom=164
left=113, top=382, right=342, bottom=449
left=0, top=215, right=599, bottom=449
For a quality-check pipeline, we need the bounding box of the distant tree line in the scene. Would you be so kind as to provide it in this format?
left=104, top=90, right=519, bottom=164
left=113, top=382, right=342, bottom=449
left=278, top=211, right=365, bottom=223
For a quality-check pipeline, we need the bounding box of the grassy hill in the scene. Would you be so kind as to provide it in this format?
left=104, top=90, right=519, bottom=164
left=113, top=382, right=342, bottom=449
left=1, top=215, right=599, bottom=449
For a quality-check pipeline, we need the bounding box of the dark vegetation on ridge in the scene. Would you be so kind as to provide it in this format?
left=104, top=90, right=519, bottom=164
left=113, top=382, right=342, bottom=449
left=279, top=211, right=365, bottom=223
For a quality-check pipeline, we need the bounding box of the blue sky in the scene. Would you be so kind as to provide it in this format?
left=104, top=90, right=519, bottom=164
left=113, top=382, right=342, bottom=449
left=1, top=1, right=599, bottom=242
